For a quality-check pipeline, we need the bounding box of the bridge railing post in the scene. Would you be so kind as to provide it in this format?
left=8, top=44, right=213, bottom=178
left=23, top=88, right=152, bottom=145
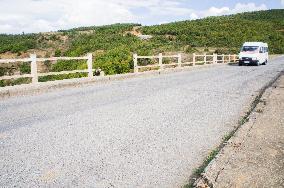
left=87, top=53, right=93, bottom=78
left=222, top=54, right=225, bottom=63
left=133, top=53, right=138, bottom=73
left=213, top=53, right=217, bottom=64
left=192, top=53, right=196, bottom=66
left=178, top=53, right=182, bottom=68
left=228, top=54, right=231, bottom=63
left=204, top=53, right=207, bottom=64
left=158, top=53, right=163, bottom=70
left=30, top=54, right=38, bottom=84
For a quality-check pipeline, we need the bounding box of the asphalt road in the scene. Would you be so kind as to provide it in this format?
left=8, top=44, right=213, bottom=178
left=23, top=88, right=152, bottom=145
left=1, top=57, right=284, bottom=188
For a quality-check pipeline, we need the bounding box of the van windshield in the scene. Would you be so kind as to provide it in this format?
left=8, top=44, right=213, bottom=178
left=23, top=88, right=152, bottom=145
left=241, top=46, right=259, bottom=52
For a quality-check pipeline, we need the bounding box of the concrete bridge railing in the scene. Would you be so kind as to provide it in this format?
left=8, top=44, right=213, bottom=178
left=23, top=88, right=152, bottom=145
left=0, top=53, right=94, bottom=84
left=133, top=53, right=239, bottom=73
left=0, top=53, right=238, bottom=87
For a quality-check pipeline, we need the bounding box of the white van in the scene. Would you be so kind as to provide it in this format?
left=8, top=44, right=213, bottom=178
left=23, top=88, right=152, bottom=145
left=239, top=42, right=268, bottom=66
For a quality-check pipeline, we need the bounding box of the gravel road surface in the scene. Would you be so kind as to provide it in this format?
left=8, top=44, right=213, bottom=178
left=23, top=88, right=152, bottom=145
left=1, top=57, right=284, bottom=187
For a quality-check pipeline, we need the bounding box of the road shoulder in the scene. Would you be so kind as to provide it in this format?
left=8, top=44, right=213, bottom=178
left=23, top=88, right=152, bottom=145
left=195, top=74, right=284, bottom=188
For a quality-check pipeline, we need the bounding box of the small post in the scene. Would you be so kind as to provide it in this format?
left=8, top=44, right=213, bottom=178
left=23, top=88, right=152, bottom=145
left=178, top=53, right=182, bottom=68
left=30, top=54, right=38, bottom=84
left=133, top=53, right=138, bottom=73
left=213, top=53, right=217, bottom=64
left=87, top=53, right=93, bottom=78
left=204, top=53, right=207, bottom=64
left=158, top=53, right=163, bottom=70
left=233, top=54, right=236, bottom=62
left=192, top=53, right=196, bottom=66
left=228, top=54, right=231, bottom=63
left=222, top=54, right=225, bottom=63
left=100, top=71, right=105, bottom=77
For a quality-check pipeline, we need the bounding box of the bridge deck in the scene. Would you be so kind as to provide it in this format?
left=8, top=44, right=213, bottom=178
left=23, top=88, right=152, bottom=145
left=0, top=56, right=284, bottom=187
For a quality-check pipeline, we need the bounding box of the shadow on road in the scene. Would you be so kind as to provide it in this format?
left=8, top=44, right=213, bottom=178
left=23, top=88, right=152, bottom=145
left=227, top=63, right=259, bottom=67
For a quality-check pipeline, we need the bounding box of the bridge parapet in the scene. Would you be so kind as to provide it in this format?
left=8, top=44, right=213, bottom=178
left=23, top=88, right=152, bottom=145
left=133, top=53, right=238, bottom=73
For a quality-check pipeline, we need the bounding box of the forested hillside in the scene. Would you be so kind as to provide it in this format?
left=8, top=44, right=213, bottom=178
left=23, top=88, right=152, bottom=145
left=142, top=9, right=284, bottom=54
left=0, top=9, right=284, bottom=86
left=1, top=10, right=283, bottom=56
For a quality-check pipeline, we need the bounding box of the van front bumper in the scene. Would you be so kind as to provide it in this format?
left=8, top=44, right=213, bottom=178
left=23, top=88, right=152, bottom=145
left=239, top=59, right=259, bottom=65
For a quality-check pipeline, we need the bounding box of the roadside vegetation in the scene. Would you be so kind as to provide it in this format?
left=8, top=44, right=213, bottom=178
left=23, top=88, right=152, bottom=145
left=0, top=34, right=37, bottom=54
left=0, top=9, right=284, bottom=86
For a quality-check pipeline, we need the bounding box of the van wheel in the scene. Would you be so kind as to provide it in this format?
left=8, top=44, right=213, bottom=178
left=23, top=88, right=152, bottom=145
left=256, top=61, right=260, bottom=66
left=238, top=62, right=242, bottom=66
left=263, top=60, right=267, bottom=65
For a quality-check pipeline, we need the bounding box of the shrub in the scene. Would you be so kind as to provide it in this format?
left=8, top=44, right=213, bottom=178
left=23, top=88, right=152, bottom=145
left=51, top=60, right=87, bottom=72
left=0, top=78, right=31, bottom=87
left=0, top=67, right=6, bottom=76
left=19, top=62, right=31, bottom=74
left=185, top=46, right=197, bottom=53
left=54, top=49, right=62, bottom=57
left=93, top=47, right=132, bottom=75
left=38, top=73, right=87, bottom=82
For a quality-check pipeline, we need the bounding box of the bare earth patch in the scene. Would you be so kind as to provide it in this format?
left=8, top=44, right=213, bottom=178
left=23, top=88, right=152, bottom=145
left=196, top=74, right=284, bottom=188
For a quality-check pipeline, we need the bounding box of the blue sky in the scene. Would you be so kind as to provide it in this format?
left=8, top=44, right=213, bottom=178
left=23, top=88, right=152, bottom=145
left=0, top=0, right=283, bottom=34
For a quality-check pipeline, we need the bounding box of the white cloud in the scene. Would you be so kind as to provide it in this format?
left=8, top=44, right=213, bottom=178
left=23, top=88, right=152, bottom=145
left=199, top=3, right=267, bottom=18
left=0, top=0, right=196, bottom=33
left=0, top=0, right=269, bottom=34
left=203, top=7, right=230, bottom=17
left=0, top=0, right=137, bottom=34
left=189, top=13, right=199, bottom=20
left=233, top=3, right=267, bottom=13
left=281, top=0, right=284, bottom=6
